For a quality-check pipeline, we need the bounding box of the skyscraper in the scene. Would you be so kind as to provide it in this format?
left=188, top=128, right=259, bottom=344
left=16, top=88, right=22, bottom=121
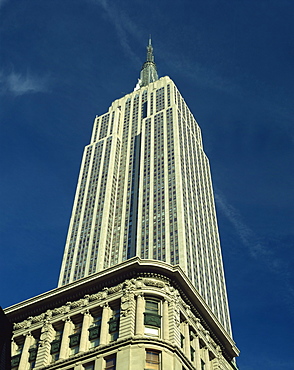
left=5, top=40, right=239, bottom=370
left=59, top=39, right=231, bottom=334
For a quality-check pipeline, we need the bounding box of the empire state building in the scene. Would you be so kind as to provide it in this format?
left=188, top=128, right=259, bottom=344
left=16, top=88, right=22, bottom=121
left=59, top=39, right=231, bottom=334
left=6, top=40, right=239, bottom=370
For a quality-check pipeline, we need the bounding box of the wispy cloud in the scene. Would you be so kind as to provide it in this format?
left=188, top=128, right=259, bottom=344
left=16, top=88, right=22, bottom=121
left=0, top=70, right=50, bottom=96
left=215, top=190, right=294, bottom=302
left=216, top=190, right=276, bottom=263
left=91, top=0, right=141, bottom=66
left=90, top=0, right=241, bottom=97
left=0, top=0, right=7, bottom=9
left=164, top=51, right=241, bottom=96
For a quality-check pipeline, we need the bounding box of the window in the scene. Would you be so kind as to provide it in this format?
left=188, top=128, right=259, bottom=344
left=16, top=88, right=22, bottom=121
left=180, top=334, right=184, bottom=348
left=89, top=314, right=101, bottom=348
left=83, top=362, right=94, bottom=370
left=146, top=350, right=160, bottom=370
left=201, top=359, right=205, bottom=370
left=108, top=303, right=120, bottom=341
left=190, top=346, right=195, bottom=362
left=69, top=322, right=82, bottom=355
left=11, top=342, right=23, bottom=369
left=28, top=338, right=39, bottom=369
left=146, top=300, right=159, bottom=314
left=144, top=299, right=161, bottom=336
left=105, top=354, right=116, bottom=370
left=51, top=326, right=63, bottom=362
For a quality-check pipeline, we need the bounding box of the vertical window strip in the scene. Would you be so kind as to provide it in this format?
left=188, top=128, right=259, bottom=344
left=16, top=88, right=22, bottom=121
left=62, top=146, right=93, bottom=284
left=112, top=99, right=131, bottom=263
left=99, top=114, right=110, bottom=140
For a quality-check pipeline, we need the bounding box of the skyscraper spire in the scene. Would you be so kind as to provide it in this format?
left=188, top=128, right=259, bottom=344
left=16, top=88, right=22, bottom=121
left=139, top=37, right=158, bottom=87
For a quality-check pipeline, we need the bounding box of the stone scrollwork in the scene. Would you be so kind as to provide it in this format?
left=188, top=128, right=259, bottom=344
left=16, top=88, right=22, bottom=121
left=102, top=287, right=109, bottom=298
left=31, top=313, right=45, bottom=323
left=88, top=291, right=103, bottom=302
left=123, top=279, right=137, bottom=290
left=204, top=329, right=211, bottom=343
left=142, top=278, right=165, bottom=288
left=13, top=319, right=31, bottom=330
left=70, top=299, right=84, bottom=309
left=13, top=322, right=25, bottom=330
left=52, top=306, right=65, bottom=316
left=120, top=290, right=134, bottom=316
left=39, top=322, right=54, bottom=345
left=108, top=283, right=123, bottom=294
left=185, top=305, right=193, bottom=319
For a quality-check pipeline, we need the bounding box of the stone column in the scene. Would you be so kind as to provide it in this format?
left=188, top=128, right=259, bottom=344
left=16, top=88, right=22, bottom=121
left=18, top=333, right=33, bottom=370
left=162, top=300, right=169, bottom=340
left=203, top=346, right=211, bottom=370
left=11, top=339, right=17, bottom=356
left=194, top=335, right=201, bottom=370
left=135, top=294, right=144, bottom=336
left=183, top=321, right=190, bottom=360
left=79, top=311, right=91, bottom=352
left=35, top=322, right=55, bottom=368
left=59, top=318, right=72, bottom=359
left=99, top=304, right=110, bottom=345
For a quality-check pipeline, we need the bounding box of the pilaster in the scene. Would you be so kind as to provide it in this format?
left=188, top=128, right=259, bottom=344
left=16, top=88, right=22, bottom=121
left=135, top=294, right=145, bottom=336
left=79, top=311, right=91, bottom=353
left=100, top=304, right=110, bottom=345
left=59, top=318, right=72, bottom=359
left=203, top=346, right=211, bottom=370
left=35, top=322, right=55, bottom=368
left=18, top=333, right=33, bottom=370
left=194, top=335, right=201, bottom=370
left=119, top=289, right=136, bottom=338
left=11, top=339, right=18, bottom=357
left=162, top=299, right=169, bottom=340
left=183, top=321, right=190, bottom=360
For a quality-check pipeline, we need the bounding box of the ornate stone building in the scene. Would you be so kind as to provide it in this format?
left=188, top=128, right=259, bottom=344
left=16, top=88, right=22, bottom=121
left=5, top=259, right=238, bottom=370
left=4, top=40, right=239, bottom=369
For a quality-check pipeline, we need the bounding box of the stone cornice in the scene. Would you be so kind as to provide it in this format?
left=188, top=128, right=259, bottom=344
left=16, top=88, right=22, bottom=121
left=4, top=257, right=239, bottom=360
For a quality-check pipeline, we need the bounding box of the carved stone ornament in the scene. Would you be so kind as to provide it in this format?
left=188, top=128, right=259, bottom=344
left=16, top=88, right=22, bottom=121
left=88, top=292, right=103, bottom=302
left=13, top=322, right=25, bottom=330
left=102, top=287, right=109, bottom=298
left=70, top=299, right=84, bottom=309
left=13, top=320, right=30, bottom=330
left=121, top=287, right=135, bottom=316
left=143, top=278, right=165, bottom=288
left=31, top=313, right=46, bottom=323
left=52, top=307, right=65, bottom=316
left=124, top=277, right=143, bottom=290
left=108, top=283, right=123, bottom=294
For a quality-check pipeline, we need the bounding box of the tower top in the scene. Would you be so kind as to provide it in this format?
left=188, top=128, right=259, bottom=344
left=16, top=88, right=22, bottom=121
left=139, top=37, right=158, bottom=87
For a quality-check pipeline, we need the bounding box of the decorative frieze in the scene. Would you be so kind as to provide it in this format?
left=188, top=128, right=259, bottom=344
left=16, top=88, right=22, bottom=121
left=10, top=274, right=232, bottom=370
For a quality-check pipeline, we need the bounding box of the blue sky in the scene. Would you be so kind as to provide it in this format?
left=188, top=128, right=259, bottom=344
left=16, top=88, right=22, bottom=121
left=1, top=1, right=294, bottom=369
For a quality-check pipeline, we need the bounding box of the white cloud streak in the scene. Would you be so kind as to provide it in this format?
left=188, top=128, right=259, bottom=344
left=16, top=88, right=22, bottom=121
left=0, top=0, right=7, bottom=9
left=215, top=190, right=294, bottom=302
left=0, top=70, right=49, bottom=96
left=91, top=0, right=141, bottom=66
left=215, top=190, right=275, bottom=262
left=90, top=0, right=242, bottom=97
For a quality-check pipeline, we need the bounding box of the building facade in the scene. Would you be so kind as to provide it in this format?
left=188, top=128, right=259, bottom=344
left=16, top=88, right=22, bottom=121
left=5, top=41, right=239, bottom=369
left=6, top=259, right=239, bottom=370
left=58, top=42, right=230, bottom=335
